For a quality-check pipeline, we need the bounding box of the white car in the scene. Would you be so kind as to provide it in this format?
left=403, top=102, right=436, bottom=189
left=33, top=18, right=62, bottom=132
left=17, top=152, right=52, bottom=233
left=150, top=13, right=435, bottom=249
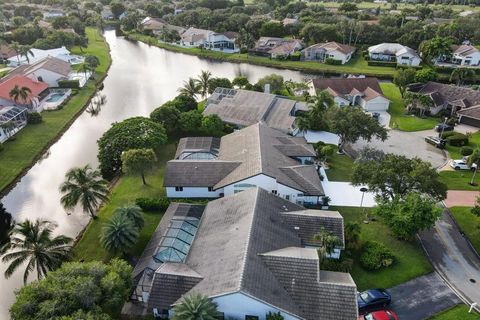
left=450, top=159, right=470, bottom=170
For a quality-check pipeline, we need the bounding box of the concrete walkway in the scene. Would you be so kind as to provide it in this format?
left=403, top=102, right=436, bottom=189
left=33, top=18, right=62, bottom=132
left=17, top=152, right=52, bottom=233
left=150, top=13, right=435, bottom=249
left=321, top=168, right=376, bottom=207
left=388, top=273, right=461, bottom=320
left=444, top=190, right=480, bottom=208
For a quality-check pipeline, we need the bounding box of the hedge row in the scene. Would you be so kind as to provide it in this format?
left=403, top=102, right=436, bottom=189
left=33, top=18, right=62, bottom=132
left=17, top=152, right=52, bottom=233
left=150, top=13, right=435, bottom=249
left=367, top=60, right=397, bottom=67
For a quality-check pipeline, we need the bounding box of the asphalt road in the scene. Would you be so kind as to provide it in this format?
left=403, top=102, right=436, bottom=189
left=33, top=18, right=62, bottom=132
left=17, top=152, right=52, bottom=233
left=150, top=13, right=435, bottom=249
left=389, top=273, right=460, bottom=320
left=419, top=210, right=480, bottom=310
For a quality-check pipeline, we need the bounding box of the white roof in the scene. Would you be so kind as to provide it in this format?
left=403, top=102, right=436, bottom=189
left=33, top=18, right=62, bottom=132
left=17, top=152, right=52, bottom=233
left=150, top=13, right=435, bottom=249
left=368, top=43, right=419, bottom=58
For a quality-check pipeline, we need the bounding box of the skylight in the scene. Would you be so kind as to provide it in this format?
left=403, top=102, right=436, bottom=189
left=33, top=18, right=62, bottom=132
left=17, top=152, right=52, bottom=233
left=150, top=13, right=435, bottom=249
left=153, top=218, right=199, bottom=263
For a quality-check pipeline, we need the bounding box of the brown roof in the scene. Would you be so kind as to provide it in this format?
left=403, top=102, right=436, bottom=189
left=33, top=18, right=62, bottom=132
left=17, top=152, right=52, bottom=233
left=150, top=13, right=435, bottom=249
left=311, top=77, right=385, bottom=100
left=23, top=56, right=71, bottom=77
left=457, top=105, right=480, bottom=120
left=452, top=44, right=479, bottom=57
left=305, top=42, right=356, bottom=55
left=0, top=45, right=16, bottom=59
left=408, top=82, right=480, bottom=108
left=268, top=40, right=303, bottom=55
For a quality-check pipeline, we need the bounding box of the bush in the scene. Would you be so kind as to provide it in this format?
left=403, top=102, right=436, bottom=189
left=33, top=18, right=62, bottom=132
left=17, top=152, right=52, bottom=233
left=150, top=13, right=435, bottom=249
left=289, top=52, right=301, bottom=61
left=58, top=80, right=80, bottom=88
left=27, top=112, right=42, bottom=124
left=461, top=146, right=474, bottom=156
left=360, top=241, right=395, bottom=271
left=440, top=131, right=456, bottom=139
left=135, top=197, right=170, bottom=211
left=325, top=58, right=342, bottom=65
left=446, top=132, right=469, bottom=147
left=367, top=60, right=397, bottom=67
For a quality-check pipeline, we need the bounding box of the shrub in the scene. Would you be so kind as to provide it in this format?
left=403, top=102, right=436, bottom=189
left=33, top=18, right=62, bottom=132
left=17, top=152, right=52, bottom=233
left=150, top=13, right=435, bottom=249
left=135, top=197, right=170, bottom=211
left=367, top=60, right=397, bottom=67
left=360, top=241, right=395, bottom=271
left=320, top=257, right=353, bottom=272
left=446, top=132, right=468, bottom=147
left=27, top=112, right=42, bottom=124
left=461, top=146, right=474, bottom=156
left=58, top=80, right=80, bottom=88
left=440, top=131, right=456, bottom=139
left=289, top=52, right=301, bottom=61
left=325, top=58, right=342, bottom=65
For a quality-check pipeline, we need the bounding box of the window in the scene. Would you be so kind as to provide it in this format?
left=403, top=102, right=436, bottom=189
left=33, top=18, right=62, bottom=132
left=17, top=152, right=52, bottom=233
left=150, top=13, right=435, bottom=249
left=285, top=195, right=290, bottom=200
left=272, top=190, right=277, bottom=195
left=208, top=187, right=214, bottom=192
left=175, top=187, right=183, bottom=192
left=245, top=316, right=259, bottom=320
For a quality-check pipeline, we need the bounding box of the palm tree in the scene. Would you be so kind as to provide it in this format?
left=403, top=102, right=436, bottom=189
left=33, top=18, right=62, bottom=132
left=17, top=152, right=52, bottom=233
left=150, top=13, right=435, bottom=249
left=294, top=115, right=310, bottom=136
left=313, top=228, right=341, bottom=259
left=0, top=203, right=15, bottom=254
left=59, top=165, right=110, bottom=218
left=178, top=78, right=201, bottom=99
left=78, top=63, right=92, bottom=81
left=100, top=213, right=139, bottom=255
left=9, top=85, right=31, bottom=106
left=113, top=204, right=144, bottom=230
left=10, top=41, right=21, bottom=66
left=1, top=219, right=72, bottom=283
left=172, top=293, right=219, bottom=320
left=19, top=45, right=34, bottom=64
left=450, top=68, right=475, bottom=86
left=196, top=70, right=212, bottom=99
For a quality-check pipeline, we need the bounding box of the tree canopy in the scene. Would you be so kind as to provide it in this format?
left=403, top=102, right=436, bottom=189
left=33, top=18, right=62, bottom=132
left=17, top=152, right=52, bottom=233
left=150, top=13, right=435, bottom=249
left=121, top=148, right=157, bottom=185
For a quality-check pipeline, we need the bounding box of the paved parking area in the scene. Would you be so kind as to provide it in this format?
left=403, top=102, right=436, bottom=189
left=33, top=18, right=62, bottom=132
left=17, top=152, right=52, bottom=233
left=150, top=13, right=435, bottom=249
left=444, top=190, right=480, bottom=208
left=388, top=273, right=461, bottom=320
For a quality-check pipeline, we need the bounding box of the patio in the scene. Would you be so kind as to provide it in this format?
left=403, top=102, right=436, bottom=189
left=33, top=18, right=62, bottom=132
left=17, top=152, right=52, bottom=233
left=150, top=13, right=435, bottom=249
left=40, top=89, right=72, bottom=111
left=0, top=106, right=28, bottom=143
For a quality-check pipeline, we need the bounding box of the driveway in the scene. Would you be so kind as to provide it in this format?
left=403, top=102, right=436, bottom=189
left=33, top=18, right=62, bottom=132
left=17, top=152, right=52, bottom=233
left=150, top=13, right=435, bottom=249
left=444, top=190, right=480, bottom=208
left=419, top=209, right=480, bottom=311
left=352, top=129, right=447, bottom=169
left=388, top=273, right=461, bottom=320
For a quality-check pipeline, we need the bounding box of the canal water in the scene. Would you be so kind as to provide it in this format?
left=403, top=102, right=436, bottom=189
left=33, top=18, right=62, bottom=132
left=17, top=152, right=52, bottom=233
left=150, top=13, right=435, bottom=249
left=0, top=30, right=308, bottom=317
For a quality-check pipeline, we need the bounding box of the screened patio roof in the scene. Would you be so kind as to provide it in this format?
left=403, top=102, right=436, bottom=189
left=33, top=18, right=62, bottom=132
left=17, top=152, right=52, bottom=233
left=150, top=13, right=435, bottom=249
left=0, top=106, right=27, bottom=123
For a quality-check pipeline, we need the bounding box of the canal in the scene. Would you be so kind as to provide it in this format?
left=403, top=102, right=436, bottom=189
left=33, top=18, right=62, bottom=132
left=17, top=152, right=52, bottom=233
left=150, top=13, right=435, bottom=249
left=0, top=30, right=308, bottom=316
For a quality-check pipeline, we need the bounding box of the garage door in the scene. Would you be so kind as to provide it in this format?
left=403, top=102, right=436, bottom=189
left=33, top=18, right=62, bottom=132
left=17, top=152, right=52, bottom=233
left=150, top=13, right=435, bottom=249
left=365, top=102, right=389, bottom=112
left=460, top=116, right=480, bottom=128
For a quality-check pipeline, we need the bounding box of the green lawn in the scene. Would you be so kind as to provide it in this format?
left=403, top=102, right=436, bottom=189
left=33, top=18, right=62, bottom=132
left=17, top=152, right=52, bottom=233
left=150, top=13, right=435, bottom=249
left=428, top=305, right=480, bottom=320
left=445, top=131, right=480, bottom=160
left=73, top=144, right=176, bottom=262
left=381, top=83, right=439, bottom=132
left=449, top=207, right=480, bottom=254
left=333, top=206, right=432, bottom=290
left=0, top=28, right=111, bottom=194
left=317, top=1, right=480, bottom=12
left=325, top=150, right=355, bottom=182
left=128, top=33, right=398, bottom=78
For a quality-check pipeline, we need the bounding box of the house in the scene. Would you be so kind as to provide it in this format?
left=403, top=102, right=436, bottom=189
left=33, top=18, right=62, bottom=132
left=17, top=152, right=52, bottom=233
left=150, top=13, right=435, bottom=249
left=203, top=87, right=306, bottom=134
left=0, top=75, right=49, bottom=111
left=164, top=123, right=325, bottom=205
left=249, top=37, right=303, bottom=58
left=0, top=45, right=16, bottom=63
left=302, top=42, right=356, bottom=64
left=282, top=17, right=299, bottom=26
left=0, top=106, right=28, bottom=143
left=308, top=78, right=390, bottom=112
left=42, top=11, right=64, bottom=19
left=7, top=47, right=84, bottom=67
left=456, top=106, right=480, bottom=127
left=407, top=81, right=480, bottom=115
left=179, top=27, right=238, bottom=53
left=123, top=187, right=357, bottom=320
left=449, top=44, right=480, bottom=67
left=367, top=43, right=421, bottom=66
left=140, top=17, right=186, bottom=35
left=7, top=57, right=72, bottom=87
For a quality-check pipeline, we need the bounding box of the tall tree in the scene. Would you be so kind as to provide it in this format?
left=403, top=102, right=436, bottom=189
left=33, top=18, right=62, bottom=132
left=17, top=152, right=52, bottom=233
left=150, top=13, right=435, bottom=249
left=196, top=70, right=212, bottom=99
left=178, top=78, right=201, bottom=99
left=100, top=213, right=139, bottom=255
left=0, top=203, right=15, bottom=253
left=305, top=90, right=334, bottom=131
left=313, top=228, right=340, bottom=258
left=19, top=45, right=34, bottom=64
left=121, top=148, right=157, bottom=185
left=352, top=153, right=447, bottom=201
left=404, top=92, right=433, bottom=117
left=1, top=219, right=72, bottom=283
left=9, top=85, right=31, bottom=105
left=172, top=293, right=219, bottom=320
left=419, top=36, right=453, bottom=65
left=450, top=68, right=476, bottom=85
left=113, top=204, right=144, bottom=230
left=59, top=165, right=110, bottom=218
left=393, top=68, right=416, bottom=97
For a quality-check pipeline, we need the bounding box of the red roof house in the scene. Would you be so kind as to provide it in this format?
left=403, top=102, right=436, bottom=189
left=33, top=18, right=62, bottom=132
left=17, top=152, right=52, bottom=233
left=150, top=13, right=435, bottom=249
left=0, top=75, right=49, bottom=106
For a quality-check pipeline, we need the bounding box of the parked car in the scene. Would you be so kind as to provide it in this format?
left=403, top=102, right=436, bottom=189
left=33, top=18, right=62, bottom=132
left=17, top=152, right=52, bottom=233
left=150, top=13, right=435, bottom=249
left=450, top=159, right=470, bottom=170
left=435, top=123, right=454, bottom=132
left=425, top=136, right=446, bottom=149
left=359, top=310, right=398, bottom=320
left=357, top=289, right=392, bottom=313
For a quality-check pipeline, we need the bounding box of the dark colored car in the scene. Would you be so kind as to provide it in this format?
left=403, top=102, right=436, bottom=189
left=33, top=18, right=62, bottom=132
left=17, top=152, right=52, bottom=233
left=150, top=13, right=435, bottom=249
left=425, top=136, right=446, bottom=149
left=435, top=123, right=454, bottom=132
left=359, top=310, right=398, bottom=320
left=372, top=112, right=380, bottom=121
left=357, top=289, right=392, bottom=313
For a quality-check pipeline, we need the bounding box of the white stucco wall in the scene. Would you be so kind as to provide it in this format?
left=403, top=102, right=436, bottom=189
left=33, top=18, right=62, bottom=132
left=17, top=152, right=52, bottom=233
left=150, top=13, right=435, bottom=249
left=359, top=96, right=390, bottom=112
left=212, top=292, right=300, bottom=320
left=334, top=96, right=350, bottom=106
left=223, top=174, right=277, bottom=196
left=327, top=50, right=351, bottom=64
left=455, top=52, right=480, bottom=66
left=396, top=53, right=421, bottom=66
left=166, top=186, right=223, bottom=198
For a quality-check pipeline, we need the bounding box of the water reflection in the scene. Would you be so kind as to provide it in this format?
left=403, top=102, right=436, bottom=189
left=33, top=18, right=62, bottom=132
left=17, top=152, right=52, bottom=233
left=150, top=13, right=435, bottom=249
left=0, top=30, right=307, bottom=316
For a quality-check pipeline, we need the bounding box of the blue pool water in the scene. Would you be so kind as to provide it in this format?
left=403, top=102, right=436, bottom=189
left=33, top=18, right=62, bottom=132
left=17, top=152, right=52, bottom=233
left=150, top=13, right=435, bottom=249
left=46, top=93, right=64, bottom=102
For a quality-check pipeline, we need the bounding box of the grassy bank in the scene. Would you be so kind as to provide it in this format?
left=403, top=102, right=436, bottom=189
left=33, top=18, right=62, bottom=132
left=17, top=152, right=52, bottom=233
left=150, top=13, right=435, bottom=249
left=325, top=149, right=355, bottom=182
left=0, top=28, right=111, bottom=195
left=428, top=304, right=480, bottom=320
left=127, top=33, right=398, bottom=78
left=335, top=206, right=432, bottom=290
left=449, top=206, right=480, bottom=254
left=73, top=144, right=176, bottom=262
left=381, top=83, right=438, bottom=132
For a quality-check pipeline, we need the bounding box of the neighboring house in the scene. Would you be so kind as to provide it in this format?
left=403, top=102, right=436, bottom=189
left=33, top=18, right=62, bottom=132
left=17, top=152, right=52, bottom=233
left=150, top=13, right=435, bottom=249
left=407, top=81, right=480, bottom=115
left=282, top=17, right=299, bottom=26
left=0, top=75, right=49, bottom=111
left=179, top=27, right=238, bottom=53
left=0, top=45, right=16, bottom=63
left=164, top=123, right=325, bottom=205
left=203, top=87, right=306, bottom=134
left=0, top=106, right=28, bottom=143
left=302, top=42, right=356, bottom=64
left=140, top=17, right=186, bottom=35
left=308, top=78, right=390, bottom=112
left=37, top=20, right=53, bottom=30
left=367, top=43, right=421, bottom=66
left=123, top=187, right=357, bottom=320
left=449, top=45, right=480, bottom=67
left=249, top=37, right=303, bottom=58
left=42, top=11, right=64, bottom=19
left=456, top=105, right=480, bottom=127
left=7, top=47, right=84, bottom=67
left=15, top=57, right=71, bottom=87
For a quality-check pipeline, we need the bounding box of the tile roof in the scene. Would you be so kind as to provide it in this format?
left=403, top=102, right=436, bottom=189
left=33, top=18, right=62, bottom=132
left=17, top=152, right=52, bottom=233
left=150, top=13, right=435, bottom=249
left=163, top=161, right=241, bottom=187
left=304, top=41, right=356, bottom=55
left=0, top=45, right=16, bottom=59
left=310, top=77, right=385, bottom=101
left=452, top=44, right=480, bottom=57
left=368, top=43, right=419, bottom=58
left=203, top=88, right=299, bottom=133
left=408, top=82, right=480, bottom=108
left=268, top=40, right=303, bottom=55
left=457, top=105, right=480, bottom=120
left=0, top=75, right=48, bottom=103
left=23, top=56, right=71, bottom=77
left=181, top=27, right=212, bottom=43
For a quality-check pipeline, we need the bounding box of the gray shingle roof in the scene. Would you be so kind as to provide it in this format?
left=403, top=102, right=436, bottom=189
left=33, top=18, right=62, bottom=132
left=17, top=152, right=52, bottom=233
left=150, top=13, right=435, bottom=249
left=164, top=161, right=241, bottom=187
left=408, top=82, right=480, bottom=108
left=24, top=56, right=71, bottom=77
left=203, top=88, right=299, bottom=133
left=457, top=104, right=480, bottom=120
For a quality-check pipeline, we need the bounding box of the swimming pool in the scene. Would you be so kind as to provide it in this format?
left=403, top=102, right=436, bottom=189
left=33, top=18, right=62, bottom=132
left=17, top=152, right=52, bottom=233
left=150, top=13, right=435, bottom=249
left=45, top=93, right=65, bottom=102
